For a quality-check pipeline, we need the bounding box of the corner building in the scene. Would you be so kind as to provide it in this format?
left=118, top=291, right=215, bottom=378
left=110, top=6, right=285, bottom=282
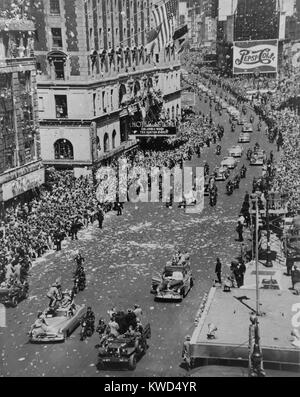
left=30, top=0, right=182, bottom=176
left=0, top=18, right=44, bottom=209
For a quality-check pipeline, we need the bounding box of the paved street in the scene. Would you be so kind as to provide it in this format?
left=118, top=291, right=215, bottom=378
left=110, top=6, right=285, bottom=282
left=0, top=85, right=278, bottom=377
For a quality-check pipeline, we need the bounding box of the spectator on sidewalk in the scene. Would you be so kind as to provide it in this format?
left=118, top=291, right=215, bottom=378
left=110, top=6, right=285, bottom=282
left=215, top=258, right=222, bottom=284
left=239, top=261, right=246, bottom=287
left=236, top=221, right=244, bottom=242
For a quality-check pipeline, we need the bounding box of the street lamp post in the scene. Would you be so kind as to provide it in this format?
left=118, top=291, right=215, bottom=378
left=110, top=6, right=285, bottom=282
left=265, top=193, right=273, bottom=267
left=255, top=197, right=260, bottom=316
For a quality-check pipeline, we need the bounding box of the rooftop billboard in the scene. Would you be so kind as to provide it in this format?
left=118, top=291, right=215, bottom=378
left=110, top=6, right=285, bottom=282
left=233, top=39, right=278, bottom=75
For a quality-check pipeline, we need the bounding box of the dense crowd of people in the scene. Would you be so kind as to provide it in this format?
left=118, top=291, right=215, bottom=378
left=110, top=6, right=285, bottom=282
left=0, top=170, right=100, bottom=286
left=187, top=56, right=300, bottom=216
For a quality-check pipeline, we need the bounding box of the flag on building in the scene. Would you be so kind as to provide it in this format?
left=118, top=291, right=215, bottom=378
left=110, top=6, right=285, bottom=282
left=152, top=0, right=178, bottom=52
left=145, top=23, right=162, bottom=55
left=173, top=24, right=189, bottom=54
left=173, top=24, right=188, bottom=41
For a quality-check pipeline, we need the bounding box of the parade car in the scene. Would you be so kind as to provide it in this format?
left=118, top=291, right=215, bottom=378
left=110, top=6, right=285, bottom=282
left=29, top=297, right=85, bottom=343
left=0, top=281, right=29, bottom=307
left=238, top=132, right=251, bottom=143
left=228, top=145, right=244, bottom=158
left=221, top=156, right=238, bottom=169
left=151, top=261, right=193, bottom=301
left=215, top=165, right=230, bottom=181
left=250, top=150, right=265, bottom=166
left=237, top=117, right=247, bottom=125
left=242, top=123, right=253, bottom=133
left=96, top=323, right=151, bottom=370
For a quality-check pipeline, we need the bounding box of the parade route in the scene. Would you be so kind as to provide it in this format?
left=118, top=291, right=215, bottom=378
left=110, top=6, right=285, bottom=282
left=0, top=86, right=279, bottom=377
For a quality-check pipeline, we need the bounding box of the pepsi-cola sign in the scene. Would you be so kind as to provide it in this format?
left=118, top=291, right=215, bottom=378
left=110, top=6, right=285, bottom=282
left=233, top=40, right=278, bottom=75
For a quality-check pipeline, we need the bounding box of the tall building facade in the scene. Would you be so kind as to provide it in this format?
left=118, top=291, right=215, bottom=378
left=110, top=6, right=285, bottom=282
left=217, top=0, right=281, bottom=75
left=178, top=0, right=217, bottom=48
left=234, top=0, right=280, bottom=41
left=0, top=17, right=43, bottom=207
left=179, top=0, right=202, bottom=46
left=27, top=0, right=181, bottom=176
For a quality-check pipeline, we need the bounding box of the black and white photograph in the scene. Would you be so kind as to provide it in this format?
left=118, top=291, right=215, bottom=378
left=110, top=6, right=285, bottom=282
left=0, top=0, right=300, bottom=381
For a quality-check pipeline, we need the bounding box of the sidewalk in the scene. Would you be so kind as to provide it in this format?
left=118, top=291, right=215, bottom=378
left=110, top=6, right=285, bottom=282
left=243, top=231, right=291, bottom=291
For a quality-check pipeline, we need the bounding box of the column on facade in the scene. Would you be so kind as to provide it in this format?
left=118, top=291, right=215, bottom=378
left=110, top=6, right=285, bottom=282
left=0, top=35, right=5, bottom=58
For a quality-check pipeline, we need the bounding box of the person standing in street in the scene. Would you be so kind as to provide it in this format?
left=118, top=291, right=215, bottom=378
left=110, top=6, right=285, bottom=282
left=97, top=208, right=104, bottom=229
left=215, top=258, right=222, bottom=284
left=116, top=202, right=123, bottom=216
left=239, top=261, right=246, bottom=287
left=240, top=243, right=246, bottom=263
left=71, top=219, right=79, bottom=240
left=236, top=221, right=244, bottom=242
left=182, top=335, right=191, bottom=371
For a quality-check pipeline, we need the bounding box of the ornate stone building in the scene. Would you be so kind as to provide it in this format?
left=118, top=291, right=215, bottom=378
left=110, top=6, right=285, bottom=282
left=0, top=18, right=43, bottom=207
left=29, top=0, right=181, bottom=175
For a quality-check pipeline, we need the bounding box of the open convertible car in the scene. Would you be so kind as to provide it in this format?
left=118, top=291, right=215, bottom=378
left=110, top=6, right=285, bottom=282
left=242, top=123, right=253, bottom=133
left=250, top=150, right=265, bottom=166
left=221, top=156, right=237, bottom=169
left=215, top=165, right=230, bottom=181
left=238, top=132, right=250, bottom=143
left=29, top=295, right=85, bottom=343
left=151, top=261, right=193, bottom=301
left=228, top=145, right=244, bottom=158
left=96, top=322, right=151, bottom=370
left=0, top=281, right=29, bottom=307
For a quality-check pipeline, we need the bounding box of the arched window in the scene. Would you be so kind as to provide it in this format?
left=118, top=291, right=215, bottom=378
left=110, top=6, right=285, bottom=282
left=176, top=104, right=180, bottom=117
left=47, top=50, right=68, bottom=80
left=103, top=133, right=109, bottom=152
left=112, top=130, right=117, bottom=149
left=119, top=83, right=127, bottom=106
left=148, top=77, right=153, bottom=89
left=54, top=139, right=74, bottom=160
left=134, top=80, right=141, bottom=96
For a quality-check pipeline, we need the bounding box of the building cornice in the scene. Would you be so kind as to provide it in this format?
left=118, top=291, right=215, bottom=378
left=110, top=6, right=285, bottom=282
left=37, top=64, right=182, bottom=90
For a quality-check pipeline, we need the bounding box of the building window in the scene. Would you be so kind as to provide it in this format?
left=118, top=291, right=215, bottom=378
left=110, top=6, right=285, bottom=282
left=50, top=0, right=60, bottom=14
left=93, top=93, right=96, bottom=116
left=53, top=59, right=65, bottom=79
left=51, top=28, right=63, bottom=48
left=54, top=139, right=74, bottom=160
left=112, top=130, right=117, bottom=149
left=103, top=133, right=109, bottom=152
left=55, top=95, right=68, bottom=118
left=36, top=62, right=42, bottom=75
left=110, top=89, right=114, bottom=110
left=102, top=91, right=106, bottom=112
left=38, top=97, right=45, bottom=112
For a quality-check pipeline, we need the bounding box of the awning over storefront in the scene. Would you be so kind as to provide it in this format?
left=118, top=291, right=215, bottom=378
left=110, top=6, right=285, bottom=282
left=0, top=161, right=45, bottom=202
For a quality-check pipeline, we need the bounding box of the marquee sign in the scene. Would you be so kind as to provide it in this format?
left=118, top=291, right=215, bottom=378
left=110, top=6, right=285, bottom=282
left=233, top=40, right=278, bottom=75
left=130, top=123, right=177, bottom=138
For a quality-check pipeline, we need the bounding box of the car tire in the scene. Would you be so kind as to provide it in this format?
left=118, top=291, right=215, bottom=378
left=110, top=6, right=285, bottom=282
left=11, top=296, right=18, bottom=307
left=128, top=354, right=137, bottom=370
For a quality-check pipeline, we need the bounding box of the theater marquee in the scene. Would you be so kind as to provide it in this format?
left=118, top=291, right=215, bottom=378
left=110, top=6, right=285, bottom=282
left=130, top=123, right=177, bottom=138
left=233, top=39, right=278, bottom=75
